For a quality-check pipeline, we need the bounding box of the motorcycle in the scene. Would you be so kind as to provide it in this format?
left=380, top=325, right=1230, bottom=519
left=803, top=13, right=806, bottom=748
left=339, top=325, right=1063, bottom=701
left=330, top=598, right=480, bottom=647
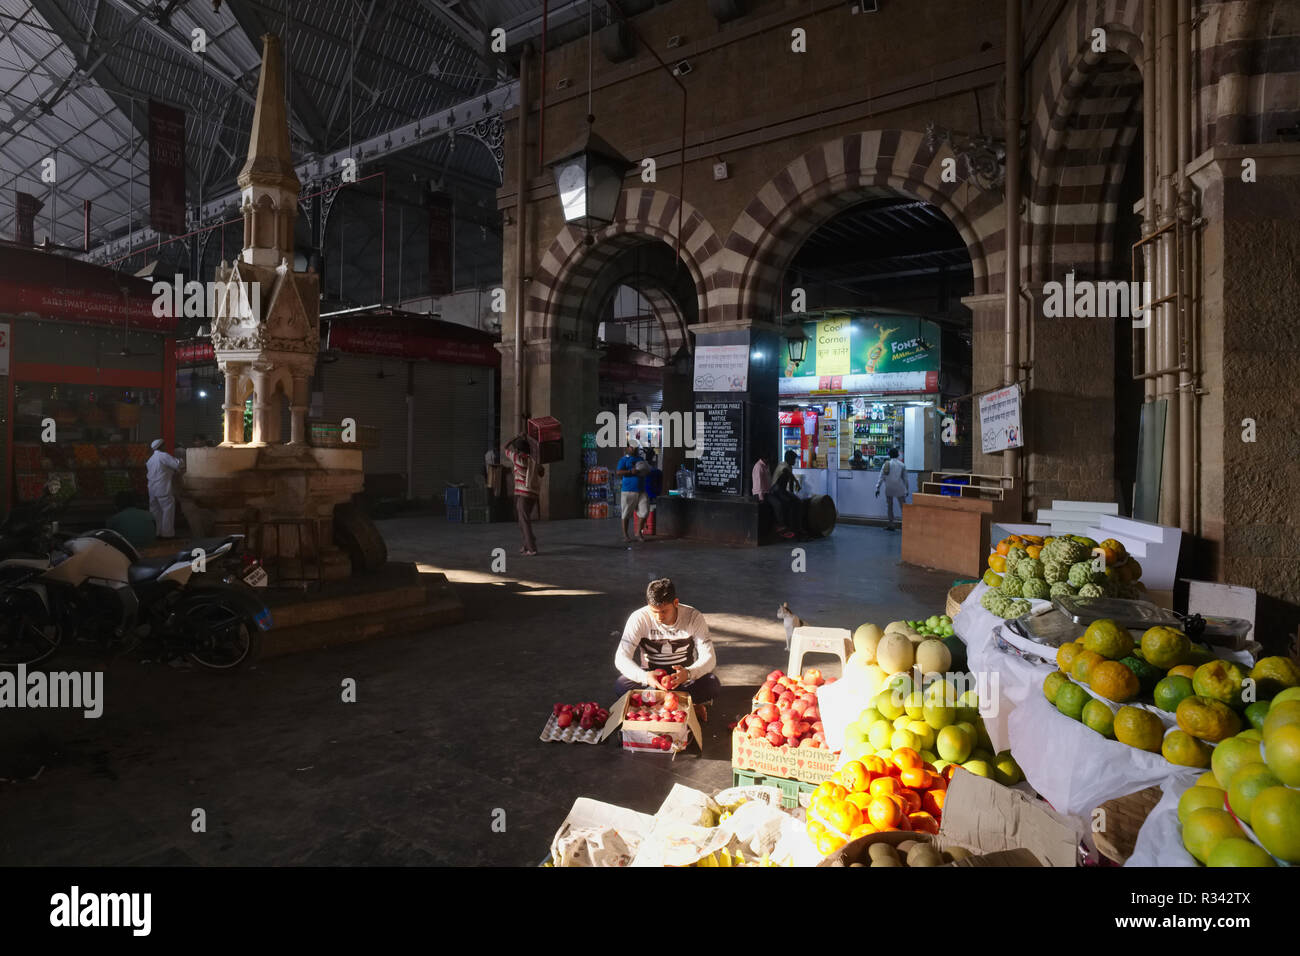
left=0, top=528, right=272, bottom=670
left=0, top=486, right=68, bottom=570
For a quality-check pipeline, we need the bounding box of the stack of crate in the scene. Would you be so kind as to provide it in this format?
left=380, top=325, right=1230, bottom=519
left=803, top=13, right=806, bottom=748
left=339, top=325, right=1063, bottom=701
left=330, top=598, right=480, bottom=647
left=445, top=483, right=465, bottom=522
left=463, top=481, right=491, bottom=523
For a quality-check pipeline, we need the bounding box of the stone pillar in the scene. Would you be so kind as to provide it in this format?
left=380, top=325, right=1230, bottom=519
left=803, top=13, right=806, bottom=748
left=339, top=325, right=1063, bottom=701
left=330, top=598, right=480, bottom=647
left=290, top=370, right=309, bottom=444
left=518, top=340, right=600, bottom=520
left=250, top=364, right=272, bottom=445
left=660, top=349, right=694, bottom=490
left=1189, top=144, right=1300, bottom=638
left=221, top=363, right=246, bottom=445
left=962, top=293, right=1009, bottom=481
left=688, top=320, right=780, bottom=497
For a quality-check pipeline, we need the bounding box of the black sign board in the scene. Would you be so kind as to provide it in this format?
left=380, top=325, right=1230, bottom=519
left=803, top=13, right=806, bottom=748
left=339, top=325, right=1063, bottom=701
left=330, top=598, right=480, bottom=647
left=695, top=400, right=745, bottom=495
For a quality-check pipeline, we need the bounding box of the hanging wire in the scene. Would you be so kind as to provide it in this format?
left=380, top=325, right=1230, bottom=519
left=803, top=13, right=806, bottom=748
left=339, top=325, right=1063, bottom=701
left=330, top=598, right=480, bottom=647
left=587, top=0, right=594, bottom=121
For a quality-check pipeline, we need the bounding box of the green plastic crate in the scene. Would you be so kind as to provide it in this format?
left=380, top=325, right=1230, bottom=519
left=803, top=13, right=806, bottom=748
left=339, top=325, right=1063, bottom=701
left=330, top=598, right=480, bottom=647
left=731, top=768, right=817, bottom=809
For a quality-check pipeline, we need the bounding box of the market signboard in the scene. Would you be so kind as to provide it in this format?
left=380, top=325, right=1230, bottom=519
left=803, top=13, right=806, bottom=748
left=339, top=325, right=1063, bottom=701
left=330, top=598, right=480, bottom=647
left=694, top=400, right=744, bottom=495
left=780, top=314, right=940, bottom=395
left=327, top=322, right=499, bottom=366
left=148, top=100, right=187, bottom=236
left=979, top=384, right=1024, bottom=453
left=693, top=344, right=749, bottom=392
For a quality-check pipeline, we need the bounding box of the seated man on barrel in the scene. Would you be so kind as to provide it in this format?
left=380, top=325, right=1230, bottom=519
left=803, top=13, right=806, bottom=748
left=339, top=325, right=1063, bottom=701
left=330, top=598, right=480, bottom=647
left=615, top=577, right=720, bottom=722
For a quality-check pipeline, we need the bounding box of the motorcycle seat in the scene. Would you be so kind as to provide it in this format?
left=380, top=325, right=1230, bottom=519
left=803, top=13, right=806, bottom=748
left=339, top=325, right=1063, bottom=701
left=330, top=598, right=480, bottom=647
left=128, top=555, right=183, bottom=586
left=170, top=536, right=242, bottom=564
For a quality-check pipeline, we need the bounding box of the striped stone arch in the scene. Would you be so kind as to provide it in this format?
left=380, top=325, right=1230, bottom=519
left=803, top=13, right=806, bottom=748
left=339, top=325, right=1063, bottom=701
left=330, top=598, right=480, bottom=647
left=525, top=187, right=722, bottom=343
left=718, top=130, right=1000, bottom=322
left=1026, top=0, right=1145, bottom=281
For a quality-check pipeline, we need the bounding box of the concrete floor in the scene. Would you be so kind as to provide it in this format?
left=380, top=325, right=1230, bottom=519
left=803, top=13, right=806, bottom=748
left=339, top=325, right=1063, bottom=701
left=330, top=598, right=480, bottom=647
left=0, top=515, right=956, bottom=866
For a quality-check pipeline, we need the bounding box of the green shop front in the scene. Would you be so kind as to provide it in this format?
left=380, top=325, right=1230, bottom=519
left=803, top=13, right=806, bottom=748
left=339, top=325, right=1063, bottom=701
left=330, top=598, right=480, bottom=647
left=779, top=312, right=943, bottom=522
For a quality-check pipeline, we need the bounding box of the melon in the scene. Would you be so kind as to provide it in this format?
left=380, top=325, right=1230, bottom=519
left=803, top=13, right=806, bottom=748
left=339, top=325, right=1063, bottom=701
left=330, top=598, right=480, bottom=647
left=877, top=633, right=915, bottom=675
left=884, top=621, right=911, bottom=638
left=915, top=639, right=952, bottom=677
left=853, top=623, right=884, bottom=661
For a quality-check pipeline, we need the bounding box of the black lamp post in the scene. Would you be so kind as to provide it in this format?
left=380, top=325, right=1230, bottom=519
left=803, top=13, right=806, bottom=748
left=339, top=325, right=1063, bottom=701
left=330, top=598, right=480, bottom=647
left=549, top=122, right=634, bottom=234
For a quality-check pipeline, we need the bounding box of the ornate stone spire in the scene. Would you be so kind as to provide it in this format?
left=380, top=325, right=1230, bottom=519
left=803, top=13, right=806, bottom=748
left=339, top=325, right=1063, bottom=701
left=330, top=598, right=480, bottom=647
left=238, top=34, right=299, bottom=193
left=238, top=34, right=299, bottom=267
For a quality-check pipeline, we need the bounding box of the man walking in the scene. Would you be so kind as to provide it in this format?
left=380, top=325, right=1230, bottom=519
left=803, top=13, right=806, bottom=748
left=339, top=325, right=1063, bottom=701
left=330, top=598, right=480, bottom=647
left=875, top=446, right=910, bottom=531
left=615, top=441, right=647, bottom=544
left=503, top=436, right=542, bottom=555
left=146, top=438, right=184, bottom=539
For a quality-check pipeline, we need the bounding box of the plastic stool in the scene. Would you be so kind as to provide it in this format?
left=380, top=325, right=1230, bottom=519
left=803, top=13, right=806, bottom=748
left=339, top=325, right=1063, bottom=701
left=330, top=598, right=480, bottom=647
left=787, top=626, right=854, bottom=680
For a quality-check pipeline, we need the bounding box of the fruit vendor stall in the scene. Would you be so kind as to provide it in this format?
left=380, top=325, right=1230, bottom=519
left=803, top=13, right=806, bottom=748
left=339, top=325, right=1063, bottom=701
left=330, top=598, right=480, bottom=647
left=942, top=528, right=1300, bottom=866
left=0, top=246, right=175, bottom=517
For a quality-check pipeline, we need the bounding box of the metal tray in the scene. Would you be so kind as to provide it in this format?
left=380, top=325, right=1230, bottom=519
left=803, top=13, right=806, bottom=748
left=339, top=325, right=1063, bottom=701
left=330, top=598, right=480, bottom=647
left=1051, top=594, right=1183, bottom=629
left=1004, top=606, right=1085, bottom=649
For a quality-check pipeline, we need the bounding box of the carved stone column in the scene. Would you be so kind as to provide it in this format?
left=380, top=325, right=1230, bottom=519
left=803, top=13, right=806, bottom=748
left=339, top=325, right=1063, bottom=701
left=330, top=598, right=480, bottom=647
left=221, top=362, right=246, bottom=445
left=250, top=364, right=272, bottom=445
left=289, top=369, right=309, bottom=444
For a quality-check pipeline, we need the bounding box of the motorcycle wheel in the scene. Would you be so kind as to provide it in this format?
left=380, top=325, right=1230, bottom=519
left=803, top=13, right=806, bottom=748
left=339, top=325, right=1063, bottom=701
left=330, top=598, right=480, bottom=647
left=0, top=590, right=63, bottom=667
left=182, top=596, right=262, bottom=670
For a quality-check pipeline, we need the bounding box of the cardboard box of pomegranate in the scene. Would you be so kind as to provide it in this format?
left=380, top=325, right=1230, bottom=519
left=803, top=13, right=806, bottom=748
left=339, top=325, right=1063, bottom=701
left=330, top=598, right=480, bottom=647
left=731, top=729, right=839, bottom=784
left=817, top=768, right=1084, bottom=867
left=599, top=688, right=703, bottom=754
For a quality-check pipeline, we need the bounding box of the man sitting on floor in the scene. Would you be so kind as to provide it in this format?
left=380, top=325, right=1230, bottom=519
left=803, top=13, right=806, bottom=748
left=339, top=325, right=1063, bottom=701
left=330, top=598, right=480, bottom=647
left=615, top=577, right=720, bottom=721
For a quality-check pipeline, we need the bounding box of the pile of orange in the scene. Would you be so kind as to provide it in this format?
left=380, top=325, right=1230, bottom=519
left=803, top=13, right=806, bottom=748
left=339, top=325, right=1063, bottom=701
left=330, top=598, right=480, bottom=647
left=806, top=748, right=953, bottom=856
left=994, top=533, right=1045, bottom=560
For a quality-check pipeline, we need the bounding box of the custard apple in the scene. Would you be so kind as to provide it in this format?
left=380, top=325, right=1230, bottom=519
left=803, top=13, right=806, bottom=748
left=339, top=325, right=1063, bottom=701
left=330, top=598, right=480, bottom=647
left=1002, top=599, right=1031, bottom=619
left=980, top=590, right=1011, bottom=615
left=1078, top=583, right=1106, bottom=598
left=1000, top=575, right=1024, bottom=598
left=1044, top=559, right=1069, bottom=584
left=1068, top=562, right=1095, bottom=588
left=1058, top=540, right=1089, bottom=565
left=1005, top=545, right=1029, bottom=571
left=1021, top=577, right=1051, bottom=601
left=1049, top=581, right=1076, bottom=599
left=1018, top=557, right=1044, bottom=580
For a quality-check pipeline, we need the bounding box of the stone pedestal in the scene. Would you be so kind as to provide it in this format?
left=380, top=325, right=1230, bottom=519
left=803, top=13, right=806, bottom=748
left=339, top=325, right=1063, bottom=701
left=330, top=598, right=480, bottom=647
left=182, top=445, right=364, bottom=581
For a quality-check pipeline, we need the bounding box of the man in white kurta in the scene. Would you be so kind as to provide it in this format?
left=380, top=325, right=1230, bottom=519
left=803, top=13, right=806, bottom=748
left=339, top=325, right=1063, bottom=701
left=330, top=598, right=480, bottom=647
left=146, top=438, right=184, bottom=538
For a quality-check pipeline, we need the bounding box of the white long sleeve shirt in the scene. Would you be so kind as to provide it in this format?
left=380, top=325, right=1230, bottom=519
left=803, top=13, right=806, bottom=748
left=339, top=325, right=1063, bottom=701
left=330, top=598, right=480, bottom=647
left=615, top=604, right=716, bottom=685
left=146, top=450, right=183, bottom=499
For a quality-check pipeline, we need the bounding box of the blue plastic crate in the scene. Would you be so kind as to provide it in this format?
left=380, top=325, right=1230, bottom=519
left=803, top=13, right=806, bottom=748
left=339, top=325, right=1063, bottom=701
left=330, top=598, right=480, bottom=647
left=445, top=484, right=465, bottom=508
left=446, top=505, right=463, bottom=522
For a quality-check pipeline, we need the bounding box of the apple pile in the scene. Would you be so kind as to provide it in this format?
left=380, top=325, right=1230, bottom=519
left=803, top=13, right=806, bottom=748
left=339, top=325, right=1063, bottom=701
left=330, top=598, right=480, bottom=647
left=740, top=669, right=831, bottom=749
left=554, top=700, right=610, bottom=730
left=624, top=689, right=688, bottom=724
left=647, top=734, right=678, bottom=751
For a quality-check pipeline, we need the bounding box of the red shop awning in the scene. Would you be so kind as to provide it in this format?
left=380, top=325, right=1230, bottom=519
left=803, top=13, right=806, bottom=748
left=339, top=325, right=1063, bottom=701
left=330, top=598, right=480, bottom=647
left=0, top=244, right=174, bottom=332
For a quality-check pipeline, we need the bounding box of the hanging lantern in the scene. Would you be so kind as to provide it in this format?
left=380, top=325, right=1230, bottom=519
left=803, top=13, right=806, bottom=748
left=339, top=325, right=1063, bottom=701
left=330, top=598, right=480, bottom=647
left=548, top=124, right=634, bottom=231
left=785, top=326, right=810, bottom=368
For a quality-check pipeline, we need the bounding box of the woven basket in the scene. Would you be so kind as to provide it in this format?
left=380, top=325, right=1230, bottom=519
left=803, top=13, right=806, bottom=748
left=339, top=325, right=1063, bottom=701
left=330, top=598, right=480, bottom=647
left=946, top=582, right=976, bottom=619
left=1093, top=785, right=1162, bottom=864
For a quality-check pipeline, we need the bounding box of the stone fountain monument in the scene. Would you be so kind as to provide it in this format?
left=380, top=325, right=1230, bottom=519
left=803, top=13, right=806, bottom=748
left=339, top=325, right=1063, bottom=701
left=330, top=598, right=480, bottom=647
left=183, top=34, right=365, bottom=582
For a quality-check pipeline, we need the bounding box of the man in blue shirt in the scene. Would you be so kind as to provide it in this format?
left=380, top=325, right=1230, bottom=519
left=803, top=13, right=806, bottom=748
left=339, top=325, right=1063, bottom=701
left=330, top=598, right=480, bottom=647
left=615, top=441, right=647, bottom=543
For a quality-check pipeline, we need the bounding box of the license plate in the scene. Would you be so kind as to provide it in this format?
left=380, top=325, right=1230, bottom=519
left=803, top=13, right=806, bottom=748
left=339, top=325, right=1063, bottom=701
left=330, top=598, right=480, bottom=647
left=243, top=566, right=269, bottom=588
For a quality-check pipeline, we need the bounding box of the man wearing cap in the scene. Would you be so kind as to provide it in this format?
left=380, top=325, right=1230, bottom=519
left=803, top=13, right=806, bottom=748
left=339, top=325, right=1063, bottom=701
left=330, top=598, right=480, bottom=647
left=146, top=438, right=184, bottom=539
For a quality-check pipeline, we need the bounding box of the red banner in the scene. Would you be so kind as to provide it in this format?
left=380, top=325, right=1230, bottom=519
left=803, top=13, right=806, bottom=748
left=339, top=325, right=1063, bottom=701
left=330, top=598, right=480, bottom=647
left=427, top=192, right=453, bottom=297
left=329, top=322, right=498, bottom=367
left=148, top=100, right=187, bottom=236
left=14, top=191, right=43, bottom=245
left=175, top=341, right=216, bottom=365
left=0, top=278, right=173, bottom=331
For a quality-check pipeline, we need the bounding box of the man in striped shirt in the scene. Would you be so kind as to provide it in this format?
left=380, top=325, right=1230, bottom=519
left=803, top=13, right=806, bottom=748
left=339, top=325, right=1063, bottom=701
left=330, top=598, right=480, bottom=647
left=503, top=436, right=541, bottom=555
left=615, top=577, right=720, bottom=718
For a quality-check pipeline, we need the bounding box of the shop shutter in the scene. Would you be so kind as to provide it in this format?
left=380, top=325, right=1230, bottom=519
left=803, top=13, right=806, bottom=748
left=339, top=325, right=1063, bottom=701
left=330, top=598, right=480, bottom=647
left=316, top=355, right=409, bottom=486
left=412, top=362, right=491, bottom=499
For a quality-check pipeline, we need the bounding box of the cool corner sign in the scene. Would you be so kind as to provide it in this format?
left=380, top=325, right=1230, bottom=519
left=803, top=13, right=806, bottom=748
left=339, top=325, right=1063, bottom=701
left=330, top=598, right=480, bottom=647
left=779, top=314, right=940, bottom=396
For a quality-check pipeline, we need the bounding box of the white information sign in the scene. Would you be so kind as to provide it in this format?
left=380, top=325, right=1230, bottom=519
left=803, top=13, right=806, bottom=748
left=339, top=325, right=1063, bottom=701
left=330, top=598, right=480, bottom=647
left=979, top=384, right=1024, bottom=453
left=692, top=344, right=749, bottom=392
